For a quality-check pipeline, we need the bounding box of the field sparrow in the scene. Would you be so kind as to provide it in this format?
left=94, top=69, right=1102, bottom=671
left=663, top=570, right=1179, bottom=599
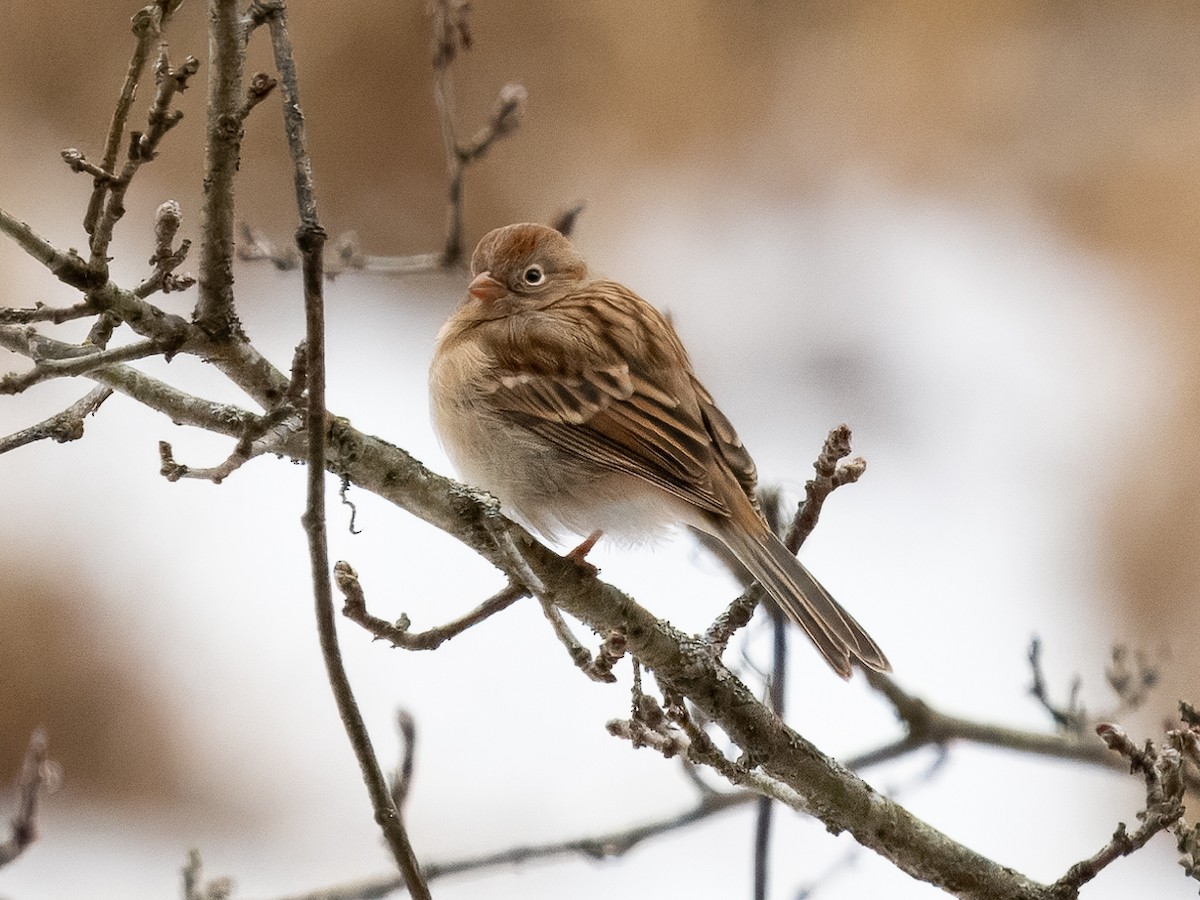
left=429, top=223, right=889, bottom=678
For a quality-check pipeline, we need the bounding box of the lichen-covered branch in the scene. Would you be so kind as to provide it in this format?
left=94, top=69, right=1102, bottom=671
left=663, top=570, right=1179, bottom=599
left=193, top=0, right=245, bottom=338
left=0, top=386, right=112, bottom=455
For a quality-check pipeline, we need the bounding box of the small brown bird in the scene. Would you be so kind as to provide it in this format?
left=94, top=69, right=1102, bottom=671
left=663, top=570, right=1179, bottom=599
left=429, top=223, right=889, bottom=678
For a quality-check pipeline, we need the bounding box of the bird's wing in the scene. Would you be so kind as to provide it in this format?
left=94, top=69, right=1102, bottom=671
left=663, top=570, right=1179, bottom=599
left=480, top=283, right=743, bottom=517
left=690, top=376, right=761, bottom=513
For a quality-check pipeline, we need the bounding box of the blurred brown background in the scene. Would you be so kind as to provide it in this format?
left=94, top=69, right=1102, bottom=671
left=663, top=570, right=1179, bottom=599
left=1, top=1, right=1197, bottom=892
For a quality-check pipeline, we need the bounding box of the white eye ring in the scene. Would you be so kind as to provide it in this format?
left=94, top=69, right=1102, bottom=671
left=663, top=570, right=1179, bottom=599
left=522, top=264, right=545, bottom=285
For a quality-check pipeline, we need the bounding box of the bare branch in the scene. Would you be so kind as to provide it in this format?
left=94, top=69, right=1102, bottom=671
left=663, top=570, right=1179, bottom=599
left=754, top=563, right=789, bottom=900
left=0, top=337, right=165, bottom=395
left=60, top=149, right=115, bottom=182
left=0, top=385, right=113, bottom=455
left=260, top=4, right=430, bottom=896
left=0, top=206, right=93, bottom=290
left=238, top=71, right=278, bottom=121
left=1028, top=635, right=1087, bottom=734
left=239, top=0, right=276, bottom=46
left=0, top=729, right=59, bottom=869
left=193, top=0, right=246, bottom=339
left=353, top=252, right=446, bottom=275
left=236, top=222, right=299, bottom=269
left=87, top=45, right=200, bottom=271
left=181, top=849, right=234, bottom=900
left=429, top=0, right=526, bottom=265
left=268, top=790, right=753, bottom=900
left=458, top=83, right=528, bottom=163
left=0, top=324, right=261, bottom=439
left=866, top=669, right=1122, bottom=772
left=783, top=423, right=865, bottom=554
left=157, top=402, right=300, bottom=482
left=0, top=300, right=96, bottom=325
left=136, top=199, right=196, bottom=296
left=337, top=560, right=527, bottom=650
left=83, top=3, right=176, bottom=241
left=389, top=711, right=417, bottom=812
left=1052, top=721, right=1187, bottom=892
left=1104, top=644, right=1162, bottom=715
left=705, top=426, right=863, bottom=652
left=607, top=662, right=690, bottom=758
left=588, top=628, right=628, bottom=683
left=538, top=594, right=620, bottom=683
left=0, top=207, right=289, bottom=411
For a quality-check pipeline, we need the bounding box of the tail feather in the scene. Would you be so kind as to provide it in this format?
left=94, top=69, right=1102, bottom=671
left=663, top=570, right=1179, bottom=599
left=717, top=522, right=890, bottom=679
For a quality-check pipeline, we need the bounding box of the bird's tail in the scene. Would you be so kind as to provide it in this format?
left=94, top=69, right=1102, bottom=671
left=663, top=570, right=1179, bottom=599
left=716, top=521, right=890, bottom=679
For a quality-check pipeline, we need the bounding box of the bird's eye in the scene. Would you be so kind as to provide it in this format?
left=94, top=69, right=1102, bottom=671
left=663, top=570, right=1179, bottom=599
left=522, top=264, right=544, bottom=286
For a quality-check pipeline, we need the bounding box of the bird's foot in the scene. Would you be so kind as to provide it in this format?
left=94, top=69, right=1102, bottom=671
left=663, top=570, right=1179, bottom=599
left=567, top=529, right=603, bottom=575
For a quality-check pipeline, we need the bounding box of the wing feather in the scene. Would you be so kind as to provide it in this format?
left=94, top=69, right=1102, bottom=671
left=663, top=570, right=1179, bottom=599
left=478, top=282, right=742, bottom=518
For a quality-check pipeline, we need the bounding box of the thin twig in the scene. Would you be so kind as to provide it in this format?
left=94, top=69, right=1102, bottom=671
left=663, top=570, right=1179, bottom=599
left=783, top=423, right=865, bottom=553
left=588, top=628, right=628, bottom=683
left=136, top=199, right=196, bottom=297
left=5, top=197, right=288, bottom=413
left=550, top=202, right=585, bottom=238
left=239, top=71, right=278, bottom=120
left=390, top=711, right=417, bottom=812
left=705, top=426, right=863, bottom=653
left=0, top=324, right=260, bottom=440
left=0, top=729, right=57, bottom=868
left=0, top=338, right=164, bottom=395
left=0, top=206, right=92, bottom=290
left=239, top=0, right=276, bottom=45
left=0, top=300, right=96, bottom=325
left=1104, top=644, right=1162, bottom=717
left=236, top=221, right=299, bottom=269
left=428, top=0, right=525, bottom=265
left=337, top=561, right=527, bottom=650
left=865, top=669, right=1123, bottom=772
left=158, top=403, right=301, bottom=482
left=239, top=0, right=527, bottom=278
left=1028, top=636, right=1087, bottom=734
left=267, top=790, right=753, bottom=900
left=83, top=3, right=172, bottom=242
left=181, top=848, right=234, bottom=900
left=1053, top=720, right=1188, bottom=893
left=83, top=45, right=199, bottom=270
left=261, top=3, right=430, bottom=896
left=354, top=253, right=445, bottom=275
left=0, top=386, right=113, bottom=454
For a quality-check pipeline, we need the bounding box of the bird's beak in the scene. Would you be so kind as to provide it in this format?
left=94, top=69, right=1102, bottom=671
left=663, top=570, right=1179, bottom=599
left=468, top=271, right=507, bottom=302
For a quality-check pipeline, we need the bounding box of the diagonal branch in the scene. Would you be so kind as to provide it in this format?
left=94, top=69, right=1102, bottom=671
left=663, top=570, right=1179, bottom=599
left=0, top=324, right=260, bottom=439
left=703, top=426, right=864, bottom=653
left=80, top=46, right=199, bottom=270
left=337, top=562, right=527, bottom=651
left=1, top=205, right=290, bottom=410
left=0, top=385, right=113, bottom=454
left=83, top=2, right=177, bottom=243
left=1, top=338, right=165, bottom=395
left=1052, top=719, right=1189, bottom=893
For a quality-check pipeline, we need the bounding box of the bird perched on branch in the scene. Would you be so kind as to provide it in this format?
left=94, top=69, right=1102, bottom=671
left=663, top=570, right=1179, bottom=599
left=429, top=222, right=889, bottom=678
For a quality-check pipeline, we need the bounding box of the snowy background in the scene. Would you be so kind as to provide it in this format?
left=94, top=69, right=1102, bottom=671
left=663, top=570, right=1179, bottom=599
left=1, top=3, right=1196, bottom=898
